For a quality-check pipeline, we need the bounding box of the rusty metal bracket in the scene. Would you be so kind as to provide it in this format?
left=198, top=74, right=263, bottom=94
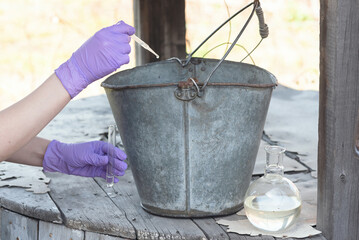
left=174, top=78, right=200, bottom=101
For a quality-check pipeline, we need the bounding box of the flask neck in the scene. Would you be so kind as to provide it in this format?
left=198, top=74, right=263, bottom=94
left=264, top=146, right=286, bottom=176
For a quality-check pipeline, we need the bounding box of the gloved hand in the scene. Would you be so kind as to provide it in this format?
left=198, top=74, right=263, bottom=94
left=55, top=20, right=136, bottom=98
left=43, top=140, right=127, bottom=182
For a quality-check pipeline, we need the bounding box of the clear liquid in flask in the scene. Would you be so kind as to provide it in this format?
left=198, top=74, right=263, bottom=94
left=244, top=195, right=301, bottom=232
left=244, top=146, right=302, bottom=232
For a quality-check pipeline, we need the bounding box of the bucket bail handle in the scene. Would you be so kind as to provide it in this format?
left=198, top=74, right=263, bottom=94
left=171, top=0, right=268, bottom=99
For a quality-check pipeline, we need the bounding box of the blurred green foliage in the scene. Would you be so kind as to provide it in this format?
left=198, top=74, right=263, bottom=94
left=285, top=0, right=314, bottom=22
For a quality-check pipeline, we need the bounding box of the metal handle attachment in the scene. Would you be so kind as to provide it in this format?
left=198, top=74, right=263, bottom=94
left=172, top=0, right=268, bottom=100
left=174, top=78, right=199, bottom=101
left=255, top=3, right=269, bottom=39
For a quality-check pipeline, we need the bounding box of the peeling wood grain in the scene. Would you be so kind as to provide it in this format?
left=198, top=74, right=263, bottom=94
left=318, top=0, right=359, bottom=239
left=227, top=232, right=248, bottom=240
left=95, top=171, right=207, bottom=240
left=0, top=162, right=50, bottom=193
left=85, top=231, right=129, bottom=240
left=46, top=172, right=136, bottom=239
left=192, top=218, right=229, bottom=240
left=0, top=186, right=62, bottom=223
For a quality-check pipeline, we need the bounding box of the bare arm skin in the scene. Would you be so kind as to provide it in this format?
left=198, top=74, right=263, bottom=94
left=0, top=73, right=71, bottom=161
left=6, top=137, right=50, bottom=167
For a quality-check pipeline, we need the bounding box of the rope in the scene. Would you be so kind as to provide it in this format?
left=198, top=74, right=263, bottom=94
left=255, top=4, right=269, bottom=39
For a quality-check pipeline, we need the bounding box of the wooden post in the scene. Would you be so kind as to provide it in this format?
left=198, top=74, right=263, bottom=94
left=318, top=0, right=359, bottom=239
left=1, top=209, right=38, bottom=240
left=133, top=0, right=186, bottom=65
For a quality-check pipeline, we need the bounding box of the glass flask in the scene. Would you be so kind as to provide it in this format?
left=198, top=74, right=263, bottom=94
left=244, top=145, right=301, bottom=232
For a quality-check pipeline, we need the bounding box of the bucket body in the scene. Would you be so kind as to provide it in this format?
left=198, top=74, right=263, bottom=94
left=102, top=58, right=276, bottom=217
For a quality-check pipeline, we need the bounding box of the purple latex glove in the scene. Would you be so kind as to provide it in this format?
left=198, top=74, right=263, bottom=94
left=43, top=140, right=127, bottom=182
left=55, top=21, right=136, bottom=98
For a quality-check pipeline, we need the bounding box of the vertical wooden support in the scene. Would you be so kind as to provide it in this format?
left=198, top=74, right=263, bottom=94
left=39, top=221, right=84, bottom=239
left=133, top=0, right=186, bottom=65
left=318, top=0, right=359, bottom=239
left=0, top=208, right=2, bottom=238
left=0, top=209, right=38, bottom=240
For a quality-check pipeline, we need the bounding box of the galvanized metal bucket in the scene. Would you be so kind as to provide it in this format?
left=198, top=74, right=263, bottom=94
left=102, top=57, right=276, bottom=217
left=102, top=1, right=276, bottom=217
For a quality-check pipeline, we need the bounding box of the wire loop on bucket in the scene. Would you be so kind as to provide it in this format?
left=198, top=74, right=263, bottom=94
left=168, top=1, right=268, bottom=98
left=200, top=1, right=259, bottom=92
left=189, top=78, right=201, bottom=94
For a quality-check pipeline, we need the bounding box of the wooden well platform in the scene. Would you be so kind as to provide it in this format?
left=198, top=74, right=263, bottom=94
left=0, top=169, right=326, bottom=240
left=0, top=86, right=327, bottom=239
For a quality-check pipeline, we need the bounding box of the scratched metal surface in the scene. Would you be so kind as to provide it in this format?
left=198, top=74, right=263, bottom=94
left=102, top=58, right=276, bottom=217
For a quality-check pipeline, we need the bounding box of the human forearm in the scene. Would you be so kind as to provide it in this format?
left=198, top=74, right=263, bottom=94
left=0, top=74, right=70, bottom=161
left=6, top=137, right=50, bottom=166
left=0, top=20, right=135, bottom=165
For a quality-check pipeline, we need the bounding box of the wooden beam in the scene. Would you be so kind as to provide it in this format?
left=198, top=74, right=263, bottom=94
left=318, top=0, right=359, bottom=239
left=133, top=0, right=186, bottom=65
left=1, top=209, right=38, bottom=240
left=38, top=221, right=84, bottom=240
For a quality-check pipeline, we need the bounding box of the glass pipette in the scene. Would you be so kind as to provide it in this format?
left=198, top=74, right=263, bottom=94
left=131, top=34, right=160, bottom=59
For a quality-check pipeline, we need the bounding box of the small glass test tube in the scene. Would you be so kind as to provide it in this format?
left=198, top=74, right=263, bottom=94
left=106, top=125, right=116, bottom=187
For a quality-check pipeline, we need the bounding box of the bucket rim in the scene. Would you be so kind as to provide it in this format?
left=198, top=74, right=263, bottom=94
left=101, top=57, right=277, bottom=90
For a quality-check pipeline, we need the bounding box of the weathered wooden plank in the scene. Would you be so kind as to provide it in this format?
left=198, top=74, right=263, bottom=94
left=256, top=236, right=275, bottom=240
left=192, top=218, right=229, bottom=239
left=304, top=235, right=327, bottom=240
left=0, top=208, right=38, bottom=240
left=227, top=233, right=247, bottom=240
left=95, top=175, right=162, bottom=239
left=133, top=0, right=186, bottom=65
left=318, top=0, right=359, bottom=239
left=0, top=186, right=62, bottom=223
left=46, top=172, right=136, bottom=239
left=276, top=236, right=326, bottom=240
left=95, top=172, right=207, bottom=240
left=220, top=220, right=325, bottom=239
left=217, top=222, right=246, bottom=240
left=227, top=233, right=326, bottom=240
left=0, top=162, right=62, bottom=223
left=85, top=231, right=129, bottom=240
left=38, top=95, right=115, bottom=143
left=235, top=233, right=274, bottom=240
left=95, top=170, right=207, bottom=240
left=39, top=221, right=84, bottom=239
left=246, top=237, right=270, bottom=240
